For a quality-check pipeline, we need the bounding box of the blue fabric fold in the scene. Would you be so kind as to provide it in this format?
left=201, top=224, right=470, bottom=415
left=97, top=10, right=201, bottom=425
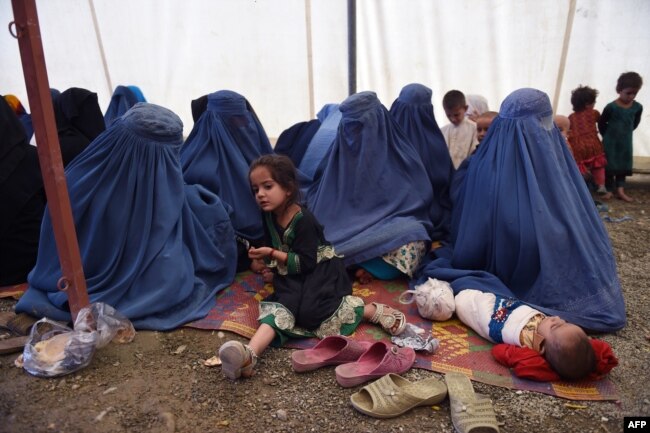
left=17, top=102, right=237, bottom=330
left=180, top=91, right=265, bottom=241
left=306, top=91, right=433, bottom=266
left=298, top=104, right=342, bottom=181
left=390, top=83, right=455, bottom=241
left=414, top=88, right=625, bottom=332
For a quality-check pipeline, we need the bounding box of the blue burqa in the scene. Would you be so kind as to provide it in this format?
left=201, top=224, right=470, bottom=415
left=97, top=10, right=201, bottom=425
left=17, top=103, right=238, bottom=330
left=104, top=85, right=146, bottom=127
left=204, top=90, right=273, bottom=164
left=414, top=88, right=625, bottom=332
left=390, top=83, right=454, bottom=241
left=306, top=91, right=434, bottom=266
left=298, top=104, right=342, bottom=181
left=180, top=92, right=264, bottom=241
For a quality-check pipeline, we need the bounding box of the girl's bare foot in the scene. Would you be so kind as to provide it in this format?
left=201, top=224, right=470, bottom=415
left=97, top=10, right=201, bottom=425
left=616, top=189, right=633, bottom=202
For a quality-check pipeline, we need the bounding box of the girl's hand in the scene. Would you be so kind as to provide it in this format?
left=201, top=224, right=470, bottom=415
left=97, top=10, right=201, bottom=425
left=248, top=246, right=273, bottom=260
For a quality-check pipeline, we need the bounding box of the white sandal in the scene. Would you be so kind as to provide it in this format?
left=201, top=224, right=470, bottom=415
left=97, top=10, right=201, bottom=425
left=370, top=302, right=407, bottom=336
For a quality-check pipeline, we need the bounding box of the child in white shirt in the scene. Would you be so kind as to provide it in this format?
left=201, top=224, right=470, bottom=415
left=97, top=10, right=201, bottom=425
left=441, top=90, right=478, bottom=168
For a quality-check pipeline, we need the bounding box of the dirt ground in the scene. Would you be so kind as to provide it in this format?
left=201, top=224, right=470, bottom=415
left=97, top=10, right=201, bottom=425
left=1, top=175, right=649, bottom=433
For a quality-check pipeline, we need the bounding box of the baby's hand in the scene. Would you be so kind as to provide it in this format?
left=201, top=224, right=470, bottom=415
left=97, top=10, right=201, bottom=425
left=248, top=246, right=272, bottom=260
left=250, top=258, right=267, bottom=274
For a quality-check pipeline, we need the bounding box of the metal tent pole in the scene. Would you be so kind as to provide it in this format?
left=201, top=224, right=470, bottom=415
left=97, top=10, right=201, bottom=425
left=347, top=0, right=356, bottom=96
left=10, top=0, right=89, bottom=321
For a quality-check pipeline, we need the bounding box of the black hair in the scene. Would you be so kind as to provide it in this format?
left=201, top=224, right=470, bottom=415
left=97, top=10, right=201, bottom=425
left=616, top=72, right=643, bottom=92
left=442, top=90, right=467, bottom=110
left=545, top=333, right=596, bottom=381
left=249, top=154, right=301, bottom=208
left=570, top=85, right=598, bottom=112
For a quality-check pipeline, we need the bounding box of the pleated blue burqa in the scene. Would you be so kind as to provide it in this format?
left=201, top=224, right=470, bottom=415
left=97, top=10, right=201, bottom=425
left=17, top=103, right=237, bottom=330
left=390, top=83, right=455, bottom=241
left=306, top=91, right=434, bottom=266
left=180, top=91, right=265, bottom=241
left=415, top=88, right=625, bottom=332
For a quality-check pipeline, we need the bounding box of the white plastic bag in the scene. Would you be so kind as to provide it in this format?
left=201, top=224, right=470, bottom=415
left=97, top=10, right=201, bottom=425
left=399, top=277, right=455, bottom=321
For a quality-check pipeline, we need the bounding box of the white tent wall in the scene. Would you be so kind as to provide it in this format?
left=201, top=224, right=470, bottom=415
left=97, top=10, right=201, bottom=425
left=2, top=0, right=649, bottom=158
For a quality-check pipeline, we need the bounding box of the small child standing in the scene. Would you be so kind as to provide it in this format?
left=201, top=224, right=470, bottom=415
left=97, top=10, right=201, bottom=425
left=219, top=154, right=409, bottom=380
left=599, top=72, right=644, bottom=202
left=441, top=90, right=479, bottom=169
left=567, top=86, right=611, bottom=199
left=475, top=111, right=499, bottom=146
left=454, top=289, right=596, bottom=380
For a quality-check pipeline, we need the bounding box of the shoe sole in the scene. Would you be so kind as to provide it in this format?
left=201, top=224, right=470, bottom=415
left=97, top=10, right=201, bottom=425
left=219, top=343, right=245, bottom=380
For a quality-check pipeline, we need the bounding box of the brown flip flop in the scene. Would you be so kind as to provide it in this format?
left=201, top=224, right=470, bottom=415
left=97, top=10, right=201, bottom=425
left=0, top=336, right=29, bottom=355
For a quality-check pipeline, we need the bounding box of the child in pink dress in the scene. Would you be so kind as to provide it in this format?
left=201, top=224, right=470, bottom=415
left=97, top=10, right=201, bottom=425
left=567, top=85, right=611, bottom=199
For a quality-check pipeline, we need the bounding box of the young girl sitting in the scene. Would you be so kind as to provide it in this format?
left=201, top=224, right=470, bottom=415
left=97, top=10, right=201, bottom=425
left=218, top=154, right=409, bottom=380
left=599, top=72, right=644, bottom=202
left=567, top=85, right=611, bottom=198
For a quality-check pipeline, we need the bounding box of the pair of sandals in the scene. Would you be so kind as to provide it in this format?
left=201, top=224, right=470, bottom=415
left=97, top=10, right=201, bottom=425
left=350, top=371, right=500, bottom=432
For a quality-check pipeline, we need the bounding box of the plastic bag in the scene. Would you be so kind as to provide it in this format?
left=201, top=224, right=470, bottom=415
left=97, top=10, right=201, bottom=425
left=21, top=302, right=135, bottom=378
left=399, top=277, right=455, bottom=321
left=391, top=323, right=439, bottom=354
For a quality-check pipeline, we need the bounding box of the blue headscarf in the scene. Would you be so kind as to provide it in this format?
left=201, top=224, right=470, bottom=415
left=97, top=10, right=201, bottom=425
left=206, top=90, right=273, bottom=164
left=17, top=103, right=237, bottom=330
left=180, top=92, right=264, bottom=241
left=415, top=88, right=625, bottom=332
left=306, top=91, right=433, bottom=266
left=298, top=104, right=342, bottom=182
left=104, top=85, right=146, bottom=127
left=390, top=83, right=455, bottom=240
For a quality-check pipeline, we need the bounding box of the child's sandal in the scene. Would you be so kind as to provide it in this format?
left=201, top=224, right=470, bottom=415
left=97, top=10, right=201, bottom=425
left=370, top=302, right=407, bottom=336
left=219, top=341, right=258, bottom=380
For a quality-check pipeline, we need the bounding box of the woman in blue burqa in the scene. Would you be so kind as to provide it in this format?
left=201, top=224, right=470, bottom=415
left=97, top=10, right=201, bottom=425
left=104, top=85, right=147, bottom=127
left=414, top=88, right=625, bottom=332
left=306, top=91, right=437, bottom=281
left=16, top=103, right=238, bottom=331
left=181, top=90, right=273, bottom=271
left=390, top=83, right=455, bottom=241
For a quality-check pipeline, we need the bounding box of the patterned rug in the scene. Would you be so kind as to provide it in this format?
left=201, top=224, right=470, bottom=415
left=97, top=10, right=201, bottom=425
left=188, top=272, right=619, bottom=401
left=0, top=283, right=27, bottom=299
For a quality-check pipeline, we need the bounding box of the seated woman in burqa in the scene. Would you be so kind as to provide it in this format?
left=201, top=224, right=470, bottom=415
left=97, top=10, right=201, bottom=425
left=104, top=85, right=147, bottom=127
left=52, top=87, right=106, bottom=166
left=187, top=90, right=273, bottom=163
left=0, top=96, right=45, bottom=286
left=390, top=83, right=455, bottom=241
left=414, top=88, right=625, bottom=333
left=16, top=103, right=238, bottom=331
left=181, top=90, right=274, bottom=271
left=306, top=91, right=438, bottom=281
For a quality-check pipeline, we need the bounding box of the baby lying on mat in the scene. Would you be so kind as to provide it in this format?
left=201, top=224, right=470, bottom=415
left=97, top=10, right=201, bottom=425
left=415, top=279, right=616, bottom=381
left=454, top=289, right=595, bottom=380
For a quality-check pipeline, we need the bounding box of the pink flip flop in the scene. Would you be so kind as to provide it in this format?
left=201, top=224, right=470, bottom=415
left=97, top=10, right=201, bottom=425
left=291, top=335, right=373, bottom=372
left=334, top=342, right=416, bottom=388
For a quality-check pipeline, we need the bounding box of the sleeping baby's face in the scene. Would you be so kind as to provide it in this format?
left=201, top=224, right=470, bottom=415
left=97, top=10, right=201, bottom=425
left=536, top=316, right=585, bottom=353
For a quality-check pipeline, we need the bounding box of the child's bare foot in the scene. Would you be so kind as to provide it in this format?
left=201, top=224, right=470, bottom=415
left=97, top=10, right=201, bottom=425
left=355, top=268, right=374, bottom=285
left=615, top=189, right=633, bottom=202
